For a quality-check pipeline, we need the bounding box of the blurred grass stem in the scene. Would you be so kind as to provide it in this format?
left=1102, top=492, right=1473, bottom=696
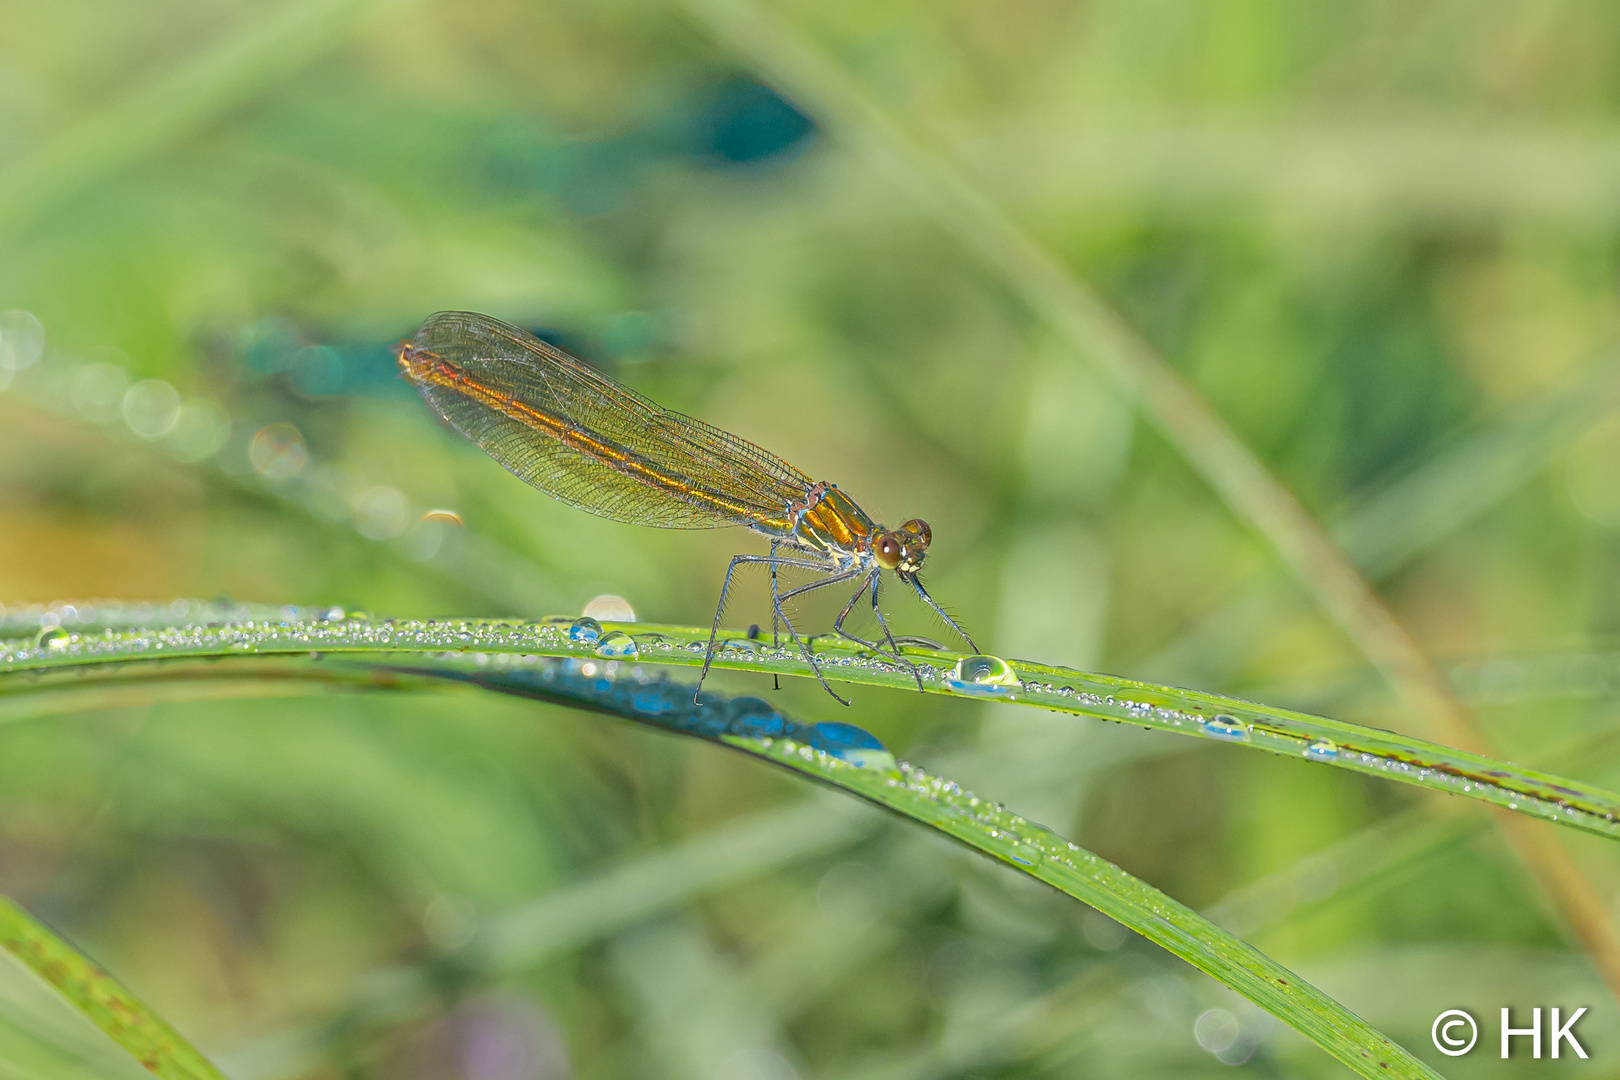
left=0, top=0, right=412, bottom=241
left=1145, top=345, right=1620, bottom=688
left=0, top=896, right=225, bottom=1080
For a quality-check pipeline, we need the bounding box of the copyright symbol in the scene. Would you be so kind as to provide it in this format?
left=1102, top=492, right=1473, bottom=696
left=1432, top=1010, right=1477, bottom=1056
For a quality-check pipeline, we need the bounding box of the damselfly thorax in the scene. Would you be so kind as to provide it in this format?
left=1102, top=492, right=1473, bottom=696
left=396, top=311, right=976, bottom=702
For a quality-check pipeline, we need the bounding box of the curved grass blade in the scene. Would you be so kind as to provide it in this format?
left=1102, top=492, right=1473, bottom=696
left=0, top=896, right=226, bottom=1080
left=275, top=655, right=1447, bottom=1079
left=3, top=612, right=1617, bottom=840
left=0, top=648, right=1436, bottom=1079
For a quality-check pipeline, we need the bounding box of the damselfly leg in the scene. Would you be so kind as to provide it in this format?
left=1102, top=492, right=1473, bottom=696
left=698, top=553, right=968, bottom=703
left=905, top=574, right=980, bottom=655
left=766, top=563, right=869, bottom=704
left=769, top=539, right=782, bottom=691
left=698, top=549, right=850, bottom=703
left=826, top=571, right=927, bottom=691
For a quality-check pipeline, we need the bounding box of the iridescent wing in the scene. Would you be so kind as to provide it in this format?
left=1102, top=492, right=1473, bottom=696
left=398, top=311, right=814, bottom=530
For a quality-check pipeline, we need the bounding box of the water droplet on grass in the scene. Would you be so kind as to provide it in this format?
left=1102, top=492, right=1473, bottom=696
left=1304, top=738, right=1338, bottom=761
left=947, top=655, right=1020, bottom=696
left=727, top=697, right=786, bottom=738
left=34, top=627, right=69, bottom=651
left=594, top=630, right=638, bottom=658
left=809, top=721, right=898, bottom=771
left=1202, top=714, right=1250, bottom=742
left=569, top=617, right=602, bottom=644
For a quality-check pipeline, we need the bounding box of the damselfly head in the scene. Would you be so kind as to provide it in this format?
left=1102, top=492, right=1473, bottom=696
left=872, top=518, right=932, bottom=574
left=873, top=532, right=903, bottom=570
left=900, top=518, right=932, bottom=550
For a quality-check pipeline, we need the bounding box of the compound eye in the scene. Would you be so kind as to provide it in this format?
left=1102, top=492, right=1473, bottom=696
left=901, top=518, right=932, bottom=549
left=873, top=533, right=902, bottom=570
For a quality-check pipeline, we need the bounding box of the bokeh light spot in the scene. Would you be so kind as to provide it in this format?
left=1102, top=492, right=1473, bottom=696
left=249, top=421, right=308, bottom=481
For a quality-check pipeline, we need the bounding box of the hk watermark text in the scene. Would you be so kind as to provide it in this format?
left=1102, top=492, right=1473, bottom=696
left=1431, top=1007, right=1588, bottom=1059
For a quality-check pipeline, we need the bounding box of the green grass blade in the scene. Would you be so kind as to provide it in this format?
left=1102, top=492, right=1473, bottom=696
left=0, top=645, right=1438, bottom=1078
left=0, top=897, right=225, bottom=1080
left=357, top=653, right=1444, bottom=1079
left=4, top=614, right=1617, bottom=839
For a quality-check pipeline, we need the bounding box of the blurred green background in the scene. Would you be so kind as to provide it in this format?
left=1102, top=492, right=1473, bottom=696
left=6, top=1, right=1620, bottom=1077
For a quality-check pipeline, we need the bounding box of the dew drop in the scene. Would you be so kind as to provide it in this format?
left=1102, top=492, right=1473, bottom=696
left=726, top=698, right=787, bottom=739
left=809, top=721, right=898, bottom=772
left=631, top=688, right=677, bottom=716
left=1201, top=714, right=1251, bottom=742
left=594, top=630, right=638, bottom=659
left=1303, top=738, right=1338, bottom=762
left=569, top=617, right=603, bottom=645
left=946, top=654, right=1020, bottom=696
left=34, top=627, right=70, bottom=651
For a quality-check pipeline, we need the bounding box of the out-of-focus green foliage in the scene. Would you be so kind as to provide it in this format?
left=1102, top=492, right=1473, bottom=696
left=6, top=2, right=1620, bottom=1077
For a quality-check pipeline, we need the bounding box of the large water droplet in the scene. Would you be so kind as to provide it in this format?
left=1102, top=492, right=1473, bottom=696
left=582, top=594, right=637, bottom=622
left=1303, top=738, right=1338, bottom=762
left=1201, top=714, right=1250, bottom=742
left=594, top=630, right=638, bottom=659
left=726, top=697, right=787, bottom=739
left=34, top=627, right=70, bottom=651
left=631, top=688, right=678, bottom=716
left=568, top=617, right=602, bottom=644
left=946, top=654, right=1020, bottom=696
left=809, top=721, right=898, bottom=771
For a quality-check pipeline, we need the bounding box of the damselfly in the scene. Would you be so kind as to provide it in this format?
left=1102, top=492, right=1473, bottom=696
left=396, top=311, right=977, bottom=702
